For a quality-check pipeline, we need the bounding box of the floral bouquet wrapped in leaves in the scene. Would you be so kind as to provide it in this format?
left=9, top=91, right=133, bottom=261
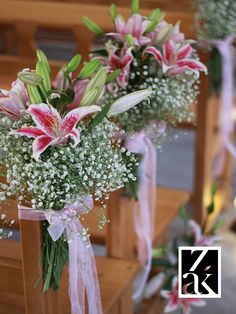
left=0, top=49, right=150, bottom=313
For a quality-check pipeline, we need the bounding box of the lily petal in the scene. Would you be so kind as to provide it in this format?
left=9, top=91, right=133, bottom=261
left=68, top=128, right=81, bottom=147
left=176, top=59, right=207, bottom=73
left=115, top=15, right=125, bottom=34
left=28, top=103, right=62, bottom=137
left=61, top=105, right=101, bottom=133
left=13, top=127, right=45, bottom=138
left=143, top=46, right=163, bottom=64
left=32, top=135, right=56, bottom=161
left=164, top=41, right=174, bottom=64
left=177, top=44, right=192, bottom=59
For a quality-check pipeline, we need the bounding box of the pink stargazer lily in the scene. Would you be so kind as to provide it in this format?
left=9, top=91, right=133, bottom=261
left=108, top=14, right=151, bottom=46
left=161, top=277, right=206, bottom=314
left=13, top=103, right=101, bottom=160
left=102, top=47, right=133, bottom=89
left=0, top=90, right=26, bottom=120
left=144, top=40, right=207, bottom=76
left=53, top=70, right=89, bottom=111
left=188, top=220, right=221, bottom=246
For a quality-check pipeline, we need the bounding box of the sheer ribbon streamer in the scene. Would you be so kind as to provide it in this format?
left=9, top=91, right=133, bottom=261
left=18, top=195, right=103, bottom=314
left=125, top=131, right=157, bottom=300
left=210, top=36, right=235, bottom=176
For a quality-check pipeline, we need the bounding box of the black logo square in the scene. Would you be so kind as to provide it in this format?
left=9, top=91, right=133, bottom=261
left=178, top=246, right=221, bottom=298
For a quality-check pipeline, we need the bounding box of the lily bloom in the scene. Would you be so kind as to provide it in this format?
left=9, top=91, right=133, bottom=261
left=188, top=220, right=221, bottom=246
left=13, top=103, right=100, bottom=160
left=161, top=277, right=206, bottom=314
left=143, top=40, right=207, bottom=76
left=0, top=90, right=26, bottom=120
left=108, top=14, right=151, bottom=46
left=11, top=78, right=29, bottom=104
left=53, top=70, right=89, bottom=111
left=101, top=47, right=133, bottom=89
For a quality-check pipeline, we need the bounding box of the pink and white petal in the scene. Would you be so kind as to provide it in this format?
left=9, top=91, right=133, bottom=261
left=177, top=44, right=193, bottom=60
left=131, top=14, right=143, bottom=38
left=68, top=128, right=81, bottom=147
left=177, top=59, right=207, bottom=73
left=139, top=36, right=152, bottom=45
left=67, top=79, right=89, bottom=111
left=167, top=65, right=188, bottom=75
left=115, top=15, right=125, bottom=34
left=0, top=89, right=9, bottom=97
left=164, top=41, right=174, bottom=64
left=11, top=78, right=29, bottom=103
left=106, top=32, right=124, bottom=42
left=121, top=49, right=133, bottom=68
left=160, top=290, right=171, bottom=299
left=164, top=300, right=179, bottom=313
left=32, top=135, right=57, bottom=161
left=109, top=53, right=122, bottom=69
left=117, top=72, right=128, bottom=89
left=188, top=220, right=202, bottom=243
left=61, top=105, right=101, bottom=133
left=28, top=103, right=62, bottom=137
left=181, top=301, right=191, bottom=314
left=143, top=46, right=163, bottom=64
left=13, top=127, right=45, bottom=138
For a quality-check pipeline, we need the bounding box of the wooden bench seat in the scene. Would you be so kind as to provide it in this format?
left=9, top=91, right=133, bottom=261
left=0, top=238, right=140, bottom=314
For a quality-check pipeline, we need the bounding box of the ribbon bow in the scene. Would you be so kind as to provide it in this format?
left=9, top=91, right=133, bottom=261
left=19, top=195, right=103, bottom=314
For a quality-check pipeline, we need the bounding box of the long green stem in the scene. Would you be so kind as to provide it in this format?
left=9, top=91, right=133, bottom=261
left=43, top=240, right=56, bottom=292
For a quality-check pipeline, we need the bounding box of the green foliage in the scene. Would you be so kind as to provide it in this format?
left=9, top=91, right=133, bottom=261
left=81, top=16, right=103, bottom=35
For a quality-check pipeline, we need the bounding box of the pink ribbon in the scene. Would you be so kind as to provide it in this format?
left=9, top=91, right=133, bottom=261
left=209, top=36, right=236, bottom=176
left=125, top=131, right=157, bottom=300
left=18, top=195, right=103, bottom=314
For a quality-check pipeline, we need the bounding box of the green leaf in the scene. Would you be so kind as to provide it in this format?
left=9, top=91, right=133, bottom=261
left=110, top=4, right=118, bottom=23
left=84, top=68, right=107, bottom=97
left=18, top=71, right=43, bottom=86
left=78, top=59, right=101, bottom=80
left=106, top=69, right=121, bottom=83
left=27, top=85, right=42, bottom=104
left=144, top=19, right=158, bottom=34
left=212, top=218, right=224, bottom=232
left=89, top=102, right=112, bottom=129
left=67, top=54, right=82, bottom=73
left=125, top=33, right=135, bottom=46
left=80, top=87, right=99, bottom=107
left=81, top=16, right=103, bottom=35
left=131, top=0, right=139, bottom=14
left=36, top=61, right=51, bottom=92
left=37, top=49, right=50, bottom=73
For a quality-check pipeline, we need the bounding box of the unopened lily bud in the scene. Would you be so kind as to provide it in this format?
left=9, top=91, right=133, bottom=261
left=80, top=87, right=99, bottom=107
left=125, top=34, right=136, bottom=46
left=67, top=54, right=82, bottom=73
left=156, top=24, right=173, bottom=45
left=78, top=59, right=101, bottom=80
left=81, top=16, right=103, bottom=35
left=18, top=70, right=43, bottom=86
left=84, top=68, right=107, bottom=97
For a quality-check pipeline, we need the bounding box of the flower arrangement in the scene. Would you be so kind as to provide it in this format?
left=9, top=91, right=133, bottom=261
left=144, top=192, right=223, bottom=314
left=0, top=48, right=151, bottom=302
left=193, top=0, right=236, bottom=93
left=82, top=0, right=207, bottom=136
